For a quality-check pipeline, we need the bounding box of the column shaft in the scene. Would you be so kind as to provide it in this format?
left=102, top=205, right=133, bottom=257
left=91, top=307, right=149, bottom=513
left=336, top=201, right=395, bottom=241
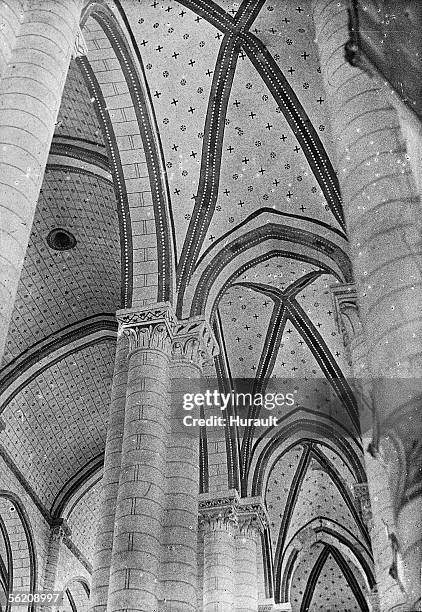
left=234, top=532, right=258, bottom=611
left=312, top=1, right=422, bottom=607
left=162, top=360, right=200, bottom=611
left=90, top=336, right=129, bottom=612
left=203, top=517, right=236, bottom=612
left=0, top=0, right=81, bottom=362
left=162, top=318, right=218, bottom=611
left=107, top=308, right=174, bottom=612
left=234, top=499, right=267, bottom=612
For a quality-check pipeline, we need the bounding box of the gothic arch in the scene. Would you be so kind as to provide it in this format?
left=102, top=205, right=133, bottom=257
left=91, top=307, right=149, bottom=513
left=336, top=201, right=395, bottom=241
left=79, top=0, right=176, bottom=304
left=248, top=416, right=365, bottom=498
left=51, top=456, right=103, bottom=521
left=279, top=518, right=375, bottom=604
left=181, top=212, right=352, bottom=319
left=0, top=513, right=12, bottom=611
left=295, top=543, right=370, bottom=611
left=0, top=492, right=37, bottom=612
left=259, top=438, right=372, bottom=601
left=63, top=576, right=90, bottom=612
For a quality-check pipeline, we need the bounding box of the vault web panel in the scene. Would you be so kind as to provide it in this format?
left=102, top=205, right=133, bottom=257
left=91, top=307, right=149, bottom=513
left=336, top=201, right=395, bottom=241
left=1, top=342, right=115, bottom=506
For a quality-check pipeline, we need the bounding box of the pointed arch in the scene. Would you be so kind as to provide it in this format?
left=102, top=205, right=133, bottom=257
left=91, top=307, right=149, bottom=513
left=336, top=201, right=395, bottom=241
left=279, top=518, right=375, bottom=603
left=249, top=416, right=365, bottom=497
left=180, top=211, right=352, bottom=319
left=299, top=544, right=369, bottom=612
left=79, top=0, right=176, bottom=304
left=0, top=492, right=37, bottom=611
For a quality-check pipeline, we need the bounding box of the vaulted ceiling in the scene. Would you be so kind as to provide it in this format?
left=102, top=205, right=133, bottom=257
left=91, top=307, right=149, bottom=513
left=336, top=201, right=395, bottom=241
left=0, top=0, right=371, bottom=606
left=125, top=0, right=343, bottom=258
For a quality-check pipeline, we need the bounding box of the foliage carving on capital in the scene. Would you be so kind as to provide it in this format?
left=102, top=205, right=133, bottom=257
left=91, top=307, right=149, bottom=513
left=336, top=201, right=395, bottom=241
left=116, top=303, right=177, bottom=354
left=238, top=496, right=269, bottom=536
left=198, top=492, right=268, bottom=536
left=198, top=491, right=239, bottom=532
left=172, top=317, right=219, bottom=367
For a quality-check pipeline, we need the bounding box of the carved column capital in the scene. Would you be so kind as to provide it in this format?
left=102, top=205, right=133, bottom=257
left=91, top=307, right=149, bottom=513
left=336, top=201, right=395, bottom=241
left=238, top=496, right=269, bottom=537
left=198, top=490, right=239, bottom=532
left=198, top=492, right=268, bottom=536
left=116, top=302, right=177, bottom=354
left=172, top=316, right=219, bottom=369
left=50, top=518, right=71, bottom=542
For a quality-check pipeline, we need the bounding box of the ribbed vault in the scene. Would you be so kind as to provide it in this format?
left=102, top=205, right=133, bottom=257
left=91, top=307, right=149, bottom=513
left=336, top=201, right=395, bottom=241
left=0, top=1, right=377, bottom=609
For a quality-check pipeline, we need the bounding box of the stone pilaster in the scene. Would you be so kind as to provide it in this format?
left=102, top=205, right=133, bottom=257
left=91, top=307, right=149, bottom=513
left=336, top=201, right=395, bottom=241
left=313, top=1, right=422, bottom=607
left=161, top=318, right=219, bottom=611
left=235, top=498, right=268, bottom=612
left=89, top=334, right=129, bottom=612
left=0, top=0, right=82, bottom=363
left=107, top=303, right=176, bottom=612
left=199, top=492, right=239, bottom=612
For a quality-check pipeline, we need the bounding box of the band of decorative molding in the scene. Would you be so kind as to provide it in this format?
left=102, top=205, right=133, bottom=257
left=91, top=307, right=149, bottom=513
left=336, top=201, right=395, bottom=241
left=198, top=491, right=268, bottom=534
left=117, top=305, right=220, bottom=363
left=198, top=490, right=239, bottom=531
left=116, top=302, right=177, bottom=353
left=172, top=316, right=220, bottom=367
left=238, top=496, right=269, bottom=534
left=258, top=600, right=292, bottom=612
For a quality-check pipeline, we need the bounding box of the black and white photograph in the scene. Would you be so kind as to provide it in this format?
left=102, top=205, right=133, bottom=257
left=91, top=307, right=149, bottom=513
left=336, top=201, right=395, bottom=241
left=0, top=0, right=420, bottom=610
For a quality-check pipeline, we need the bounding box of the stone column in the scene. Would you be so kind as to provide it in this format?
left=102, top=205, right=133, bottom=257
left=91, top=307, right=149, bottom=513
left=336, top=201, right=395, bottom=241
left=89, top=335, right=129, bottom=612
left=0, top=0, right=23, bottom=80
left=235, top=498, right=268, bottom=612
left=199, top=492, right=239, bottom=612
left=107, top=303, right=176, bottom=612
left=331, top=284, right=408, bottom=612
left=0, top=0, right=81, bottom=363
left=312, top=1, right=422, bottom=608
left=161, top=318, right=219, bottom=611
left=42, top=519, right=71, bottom=595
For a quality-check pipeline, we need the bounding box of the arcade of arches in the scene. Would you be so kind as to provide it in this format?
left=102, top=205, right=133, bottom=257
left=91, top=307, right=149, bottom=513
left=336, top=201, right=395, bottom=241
left=0, top=0, right=421, bottom=611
